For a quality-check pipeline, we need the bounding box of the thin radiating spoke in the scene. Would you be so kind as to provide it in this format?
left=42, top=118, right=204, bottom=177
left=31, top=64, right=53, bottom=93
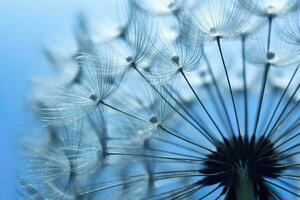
left=217, top=37, right=242, bottom=137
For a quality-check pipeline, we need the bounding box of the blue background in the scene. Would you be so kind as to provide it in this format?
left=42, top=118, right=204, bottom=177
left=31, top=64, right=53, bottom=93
left=0, top=0, right=112, bottom=198
left=0, top=1, right=297, bottom=199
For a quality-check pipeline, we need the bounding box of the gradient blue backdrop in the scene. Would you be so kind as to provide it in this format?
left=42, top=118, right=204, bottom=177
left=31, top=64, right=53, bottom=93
left=1, top=1, right=296, bottom=199
left=0, top=1, right=114, bottom=199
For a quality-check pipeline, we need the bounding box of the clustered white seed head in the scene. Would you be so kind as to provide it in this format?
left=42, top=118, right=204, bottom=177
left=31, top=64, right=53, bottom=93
left=20, top=0, right=300, bottom=199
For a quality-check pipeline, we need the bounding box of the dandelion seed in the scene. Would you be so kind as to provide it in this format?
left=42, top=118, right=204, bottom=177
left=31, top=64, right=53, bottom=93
left=239, top=0, right=299, bottom=17
left=245, top=25, right=300, bottom=67
left=40, top=54, right=125, bottom=125
left=150, top=38, right=203, bottom=83
left=186, top=0, right=252, bottom=39
left=133, top=0, right=179, bottom=14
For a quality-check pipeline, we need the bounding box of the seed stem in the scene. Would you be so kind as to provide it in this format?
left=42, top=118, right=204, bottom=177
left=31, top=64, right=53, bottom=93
left=216, top=37, right=242, bottom=137
left=132, top=65, right=217, bottom=145
left=235, top=166, right=255, bottom=200
left=241, top=35, right=248, bottom=136
left=180, top=69, right=226, bottom=139
left=203, top=53, right=235, bottom=136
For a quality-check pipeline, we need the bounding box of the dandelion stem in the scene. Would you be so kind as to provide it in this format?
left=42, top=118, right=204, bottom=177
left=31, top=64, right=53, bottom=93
left=273, top=150, right=300, bottom=161
left=268, top=189, right=281, bottom=200
left=254, top=110, right=300, bottom=160
left=242, top=36, right=248, bottom=136
left=252, top=17, right=273, bottom=137
left=114, top=146, right=204, bottom=160
left=255, top=142, right=300, bottom=162
left=249, top=17, right=278, bottom=160
left=153, top=137, right=206, bottom=156
left=262, top=66, right=299, bottom=137
left=252, top=64, right=270, bottom=136
left=172, top=184, right=202, bottom=199
left=216, top=37, right=242, bottom=137
left=82, top=170, right=206, bottom=198
left=215, top=190, right=224, bottom=200
left=162, top=86, right=216, bottom=141
left=199, top=184, right=221, bottom=200
left=204, top=84, right=231, bottom=132
left=267, top=16, right=273, bottom=50
left=80, top=176, right=145, bottom=196
left=267, top=88, right=300, bottom=139
left=254, top=83, right=300, bottom=160
left=143, top=181, right=199, bottom=200
left=204, top=53, right=235, bottom=136
left=166, top=85, right=217, bottom=135
left=107, top=152, right=204, bottom=163
left=274, top=143, right=300, bottom=158
left=180, top=69, right=226, bottom=139
left=264, top=179, right=300, bottom=198
left=272, top=163, right=300, bottom=169
left=162, top=85, right=217, bottom=142
left=273, top=116, right=300, bottom=145
left=100, top=100, right=149, bottom=124
left=276, top=173, right=300, bottom=180
left=132, top=65, right=217, bottom=145
left=235, top=166, right=255, bottom=200
left=159, top=125, right=213, bottom=153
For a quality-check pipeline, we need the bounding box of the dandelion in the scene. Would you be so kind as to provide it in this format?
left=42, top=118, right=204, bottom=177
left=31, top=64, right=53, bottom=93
left=239, top=0, right=299, bottom=17
left=39, top=54, right=126, bottom=125
left=20, top=0, right=300, bottom=199
left=132, top=0, right=180, bottom=14
left=18, top=122, right=101, bottom=199
left=186, top=0, right=253, bottom=39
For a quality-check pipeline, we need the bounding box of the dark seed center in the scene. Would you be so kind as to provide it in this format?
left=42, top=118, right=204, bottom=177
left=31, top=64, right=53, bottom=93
left=209, top=27, right=217, bottom=34
left=149, top=115, right=158, bottom=124
left=267, top=52, right=275, bottom=59
left=199, top=71, right=207, bottom=77
left=126, top=56, right=133, bottom=63
left=199, top=135, right=288, bottom=199
left=168, top=2, right=176, bottom=9
left=107, top=76, right=115, bottom=84
left=171, top=55, right=180, bottom=65
left=89, top=93, right=98, bottom=102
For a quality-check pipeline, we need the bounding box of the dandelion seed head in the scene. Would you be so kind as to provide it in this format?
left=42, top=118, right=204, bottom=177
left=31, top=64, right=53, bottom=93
left=245, top=25, right=300, bottom=67
left=20, top=0, right=300, bottom=199
left=133, top=0, right=179, bottom=14
left=186, top=0, right=253, bottom=39
left=200, top=135, right=286, bottom=199
left=150, top=14, right=180, bottom=44
left=277, top=9, right=300, bottom=49
left=239, top=0, right=300, bottom=17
